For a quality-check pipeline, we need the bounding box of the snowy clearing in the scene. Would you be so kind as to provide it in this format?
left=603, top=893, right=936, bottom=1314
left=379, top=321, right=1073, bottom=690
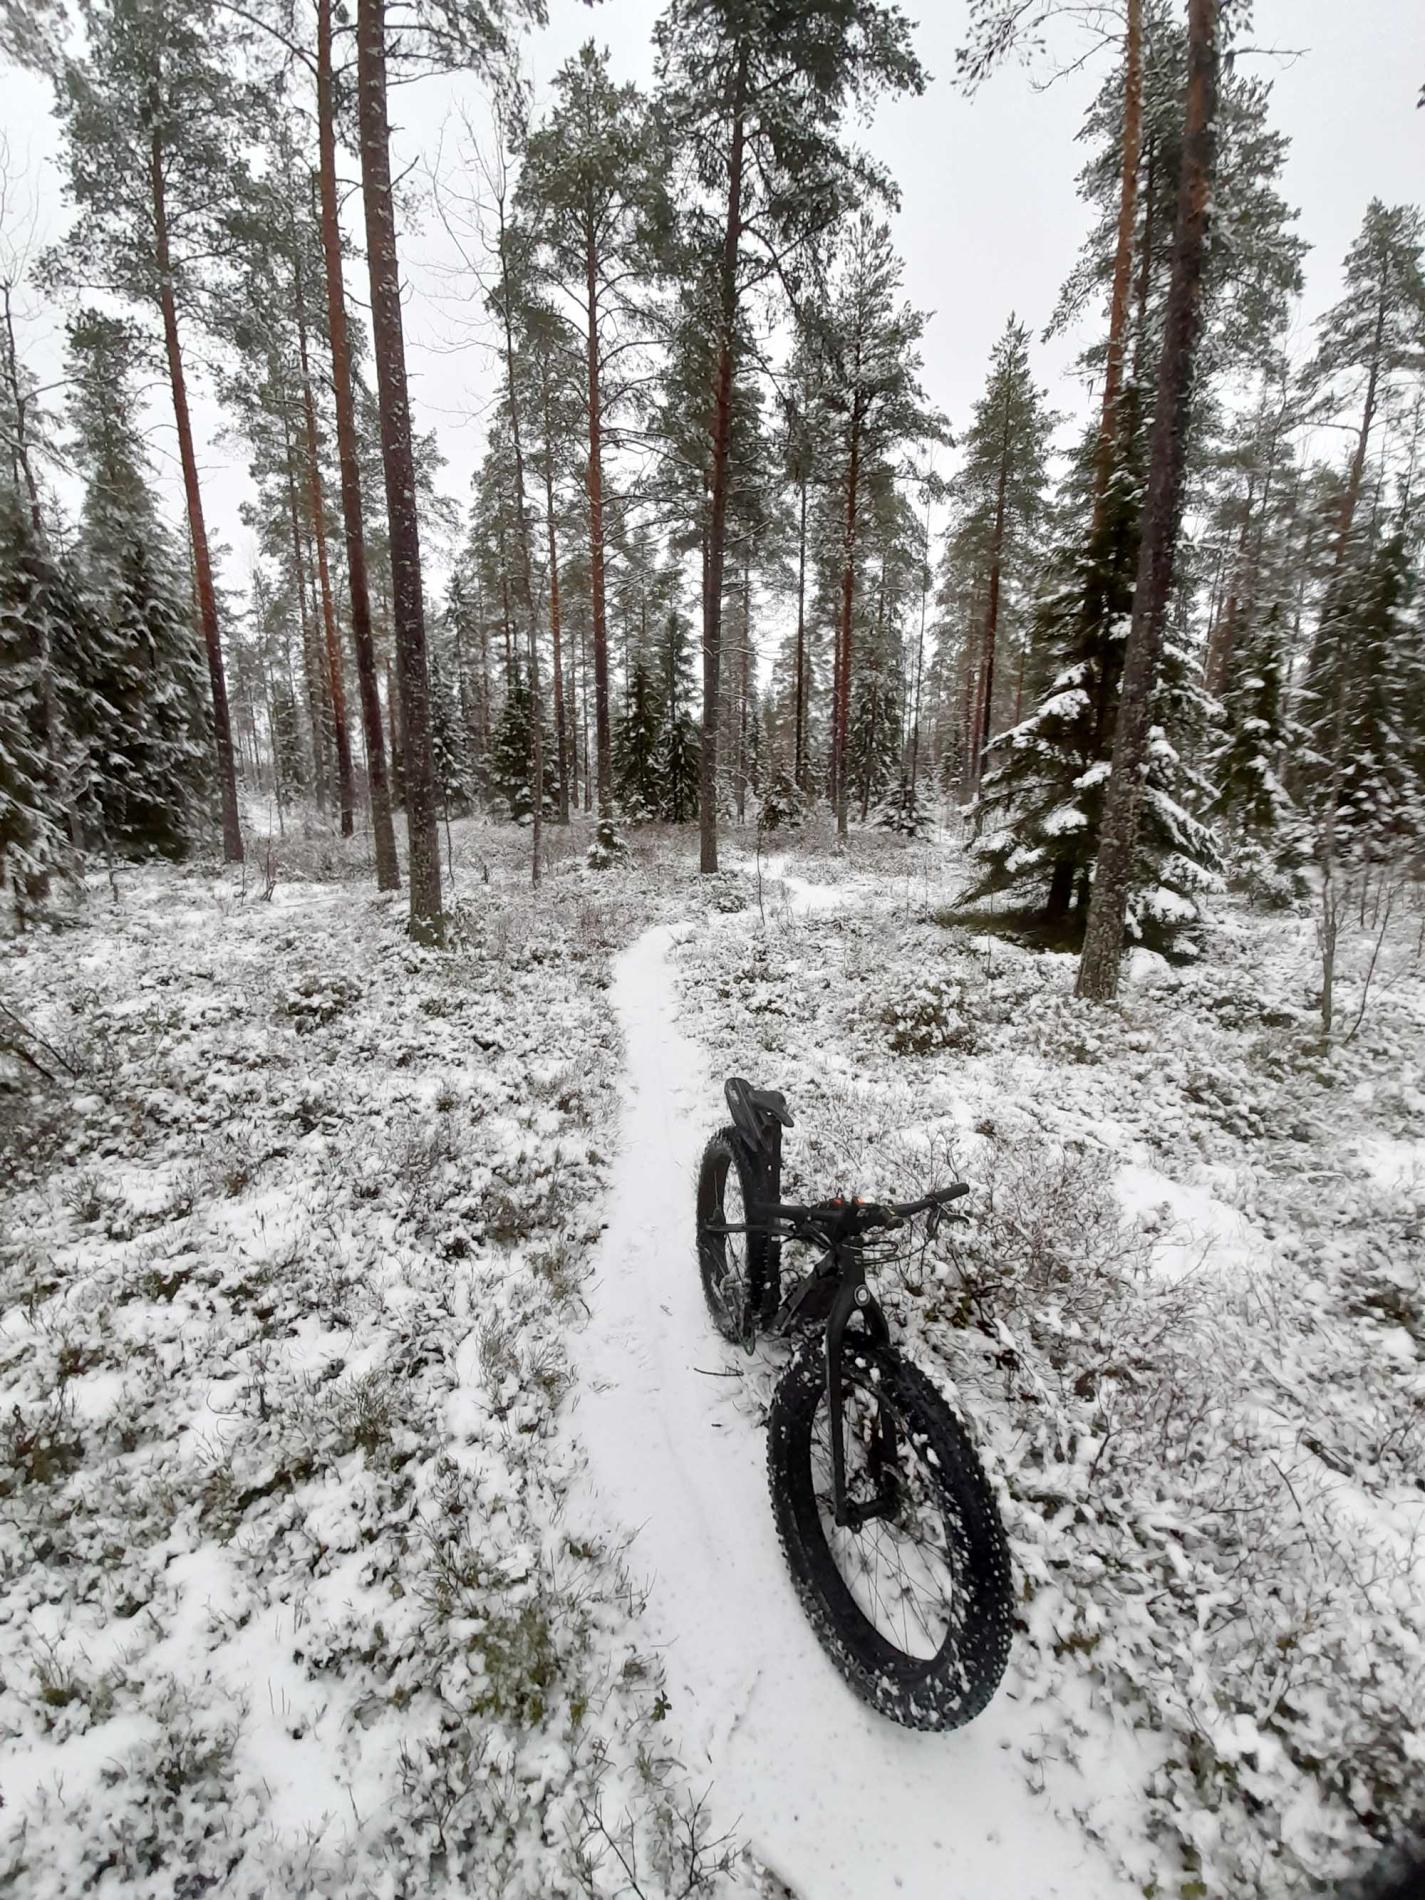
left=2, top=820, right=1423, bottom=1899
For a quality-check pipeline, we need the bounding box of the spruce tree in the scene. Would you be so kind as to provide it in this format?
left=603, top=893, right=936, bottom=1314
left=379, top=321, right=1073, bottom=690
left=1213, top=604, right=1299, bottom=838
left=613, top=659, right=665, bottom=823
left=428, top=634, right=475, bottom=818
left=66, top=309, right=210, bottom=858
left=1318, top=531, right=1421, bottom=862
left=90, top=541, right=210, bottom=857
left=40, top=0, right=255, bottom=861
left=489, top=672, right=555, bottom=826
left=0, top=490, right=71, bottom=919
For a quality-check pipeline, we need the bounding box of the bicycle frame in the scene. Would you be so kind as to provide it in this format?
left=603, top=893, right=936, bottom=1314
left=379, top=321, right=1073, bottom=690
left=716, top=1076, right=934, bottom=1530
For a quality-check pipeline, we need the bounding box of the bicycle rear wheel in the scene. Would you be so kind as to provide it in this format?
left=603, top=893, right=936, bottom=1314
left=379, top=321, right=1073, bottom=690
left=695, top=1127, right=763, bottom=1345
left=767, top=1337, right=1012, bottom=1730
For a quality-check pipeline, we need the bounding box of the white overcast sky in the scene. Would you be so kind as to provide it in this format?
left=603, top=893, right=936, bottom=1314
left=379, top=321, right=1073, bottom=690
left=2, top=0, right=1423, bottom=602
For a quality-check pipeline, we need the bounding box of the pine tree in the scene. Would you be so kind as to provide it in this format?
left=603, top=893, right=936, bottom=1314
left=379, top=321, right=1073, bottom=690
left=1304, top=203, right=1425, bottom=566
left=655, top=0, right=926, bottom=872
left=516, top=43, right=662, bottom=823
left=1077, top=0, right=1222, bottom=997
left=946, top=316, right=1055, bottom=798
left=40, top=0, right=255, bottom=861
left=810, top=213, right=945, bottom=837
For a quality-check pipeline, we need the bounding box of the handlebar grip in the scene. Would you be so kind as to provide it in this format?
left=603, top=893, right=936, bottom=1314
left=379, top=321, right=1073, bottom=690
left=891, top=1183, right=970, bottom=1217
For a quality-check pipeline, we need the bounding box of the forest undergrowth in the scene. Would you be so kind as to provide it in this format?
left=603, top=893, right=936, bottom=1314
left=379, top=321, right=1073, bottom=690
left=2, top=816, right=1423, bottom=1899
left=676, top=827, right=1425, bottom=1900
left=0, top=819, right=762, bottom=1900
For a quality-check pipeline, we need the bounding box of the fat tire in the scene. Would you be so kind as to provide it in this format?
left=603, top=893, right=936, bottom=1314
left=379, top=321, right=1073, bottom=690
left=695, top=1128, right=769, bottom=1343
left=767, top=1337, right=1012, bottom=1731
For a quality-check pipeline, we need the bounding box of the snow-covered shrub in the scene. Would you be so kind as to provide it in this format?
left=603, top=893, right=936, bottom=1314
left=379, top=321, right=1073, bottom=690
left=878, top=977, right=974, bottom=1055
left=672, top=865, right=1425, bottom=1898
left=586, top=817, right=628, bottom=870
left=758, top=768, right=804, bottom=834
left=0, top=859, right=758, bottom=1900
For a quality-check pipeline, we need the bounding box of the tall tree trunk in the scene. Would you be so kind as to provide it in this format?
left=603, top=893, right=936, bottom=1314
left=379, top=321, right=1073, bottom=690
left=832, top=408, right=862, bottom=839
left=736, top=562, right=751, bottom=824
left=1078, top=0, right=1218, bottom=1003
left=973, top=397, right=1013, bottom=795
left=909, top=490, right=930, bottom=792
left=540, top=376, right=570, bottom=822
left=496, top=191, right=544, bottom=886
left=1129, top=133, right=1157, bottom=392
left=150, top=115, right=242, bottom=861
left=2, top=286, right=44, bottom=541
left=1092, top=0, right=1143, bottom=527
left=1204, top=474, right=1255, bottom=697
left=285, top=437, right=328, bottom=810
left=385, top=657, right=403, bottom=804
left=584, top=221, right=613, bottom=819
left=700, top=39, right=750, bottom=873
left=1334, top=287, right=1388, bottom=562
left=316, top=0, right=398, bottom=887
left=793, top=473, right=808, bottom=790
left=294, top=255, right=354, bottom=837
left=356, top=0, right=441, bottom=939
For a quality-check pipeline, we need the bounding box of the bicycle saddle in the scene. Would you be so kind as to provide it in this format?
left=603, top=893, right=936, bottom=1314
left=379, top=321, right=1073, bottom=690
left=724, top=1075, right=794, bottom=1137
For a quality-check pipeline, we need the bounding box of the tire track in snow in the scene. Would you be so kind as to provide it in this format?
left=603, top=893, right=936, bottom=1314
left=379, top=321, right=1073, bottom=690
left=571, top=910, right=1136, bottom=1900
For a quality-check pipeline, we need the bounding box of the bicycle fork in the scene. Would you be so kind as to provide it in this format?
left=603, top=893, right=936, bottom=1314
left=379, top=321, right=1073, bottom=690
left=824, top=1244, right=896, bottom=1531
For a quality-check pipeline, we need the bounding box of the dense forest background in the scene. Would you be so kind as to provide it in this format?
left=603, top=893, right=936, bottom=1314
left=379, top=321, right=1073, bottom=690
left=1, top=0, right=1422, bottom=1002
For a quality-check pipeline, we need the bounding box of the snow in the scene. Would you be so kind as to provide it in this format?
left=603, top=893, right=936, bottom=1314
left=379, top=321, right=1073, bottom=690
left=2, top=819, right=1422, bottom=1900
left=571, top=917, right=1132, bottom=1900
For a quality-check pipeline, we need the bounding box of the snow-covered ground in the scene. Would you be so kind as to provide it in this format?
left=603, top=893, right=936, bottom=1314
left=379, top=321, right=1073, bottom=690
left=2, top=816, right=1422, bottom=1898
left=570, top=908, right=1133, bottom=1900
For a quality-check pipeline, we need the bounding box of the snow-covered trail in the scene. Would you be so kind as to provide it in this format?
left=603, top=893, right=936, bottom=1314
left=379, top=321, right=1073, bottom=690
left=572, top=915, right=1134, bottom=1900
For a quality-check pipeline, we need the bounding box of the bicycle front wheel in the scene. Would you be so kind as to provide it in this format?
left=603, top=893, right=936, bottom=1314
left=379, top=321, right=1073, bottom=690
left=767, top=1338, right=1012, bottom=1730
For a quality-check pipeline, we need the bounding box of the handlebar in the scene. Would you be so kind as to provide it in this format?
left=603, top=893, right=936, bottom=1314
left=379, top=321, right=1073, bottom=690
left=767, top=1182, right=969, bottom=1234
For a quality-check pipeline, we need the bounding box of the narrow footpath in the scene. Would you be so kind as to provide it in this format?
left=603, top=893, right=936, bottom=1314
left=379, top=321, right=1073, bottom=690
left=572, top=912, right=1135, bottom=1900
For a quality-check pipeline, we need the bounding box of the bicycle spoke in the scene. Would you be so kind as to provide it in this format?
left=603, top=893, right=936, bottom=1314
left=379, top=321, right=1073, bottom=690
left=810, top=1374, right=958, bottom=1662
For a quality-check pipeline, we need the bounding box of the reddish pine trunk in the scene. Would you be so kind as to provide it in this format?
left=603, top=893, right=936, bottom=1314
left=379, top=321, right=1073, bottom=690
left=541, top=376, right=570, bottom=822
left=1092, top=0, right=1143, bottom=526
left=285, top=438, right=328, bottom=808
left=832, top=412, right=862, bottom=839
left=295, top=258, right=354, bottom=836
left=356, top=0, right=441, bottom=938
left=497, top=203, right=544, bottom=885
left=973, top=403, right=1012, bottom=796
left=584, top=223, right=612, bottom=819
left=1078, top=0, right=1218, bottom=1002
left=700, top=40, right=750, bottom=872
left=736, top=563, right=751, bottom=824
left=793, top=475, right=808, bottom=790
left=317, top=0, right=397, bottom=887
left=1334, top=288, right=1388, bottom=561
left=151, top=117, right=242, bottom=861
